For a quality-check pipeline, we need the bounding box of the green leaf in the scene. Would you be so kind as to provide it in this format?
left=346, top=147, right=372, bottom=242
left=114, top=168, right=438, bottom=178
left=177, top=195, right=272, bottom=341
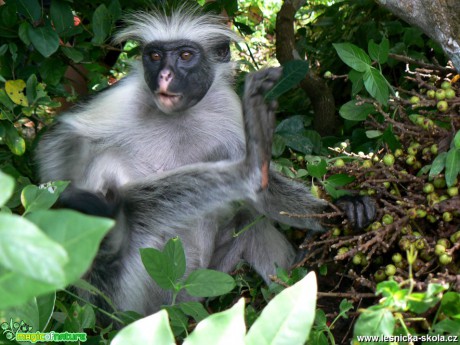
left=92, top=4, right=112, bottom=45
left=178, top=301, right=209, bottom=322
left=163, top=237, right=186, bottom=283
left=429, top=152, right=447, bottom=178
left=5, top=122, right=26, bottom=156
left=445, top=148, right=460, bottom=187
left=339, top=100, right=374, bottom=121
left=440, top=292, right=460, bottom=318
left=0, top=214, right=68, bottom=285
left=21, top=181, right=69, bottom=215
left=246, top=271, right=317, bottom=345
left=27, top=24, right=60, bottom=58
left=0, top=170, right=15, bottom=207
left=453, top=130, right=460, bottom=149
left=325, top=174, right=355, bottom=187
left=27, top=210, right=114, bottom=283
left=332, top=43, right=371, bottom=72
left=307, top=159, right=327, bottom=179
left=61, top=47, right=85, bottom=63
left=366, top=130, right=383, bottom=138
left=26, top=74, right=38, bottom=105
left=18, top=21, right=32, bottom=46
left=353, top=308, right=395, bottom=344
left=184, top=299, right=245, bottom=345
left=363, top=67, right=389, bottom=105
left=348, top=70, right=364, bottom=96
left=14, top=0, right=41, bottom=22
left=368, top=38, right=389, bottom=64
left=265, top=60, right=309, bottom=100
left=140, top=248, right=176, bottom=290
left=184, top=269, right=235, bottom=297
left=111, top=310, right=175, bottom=345
left=50, top=0, right=74, bottom=35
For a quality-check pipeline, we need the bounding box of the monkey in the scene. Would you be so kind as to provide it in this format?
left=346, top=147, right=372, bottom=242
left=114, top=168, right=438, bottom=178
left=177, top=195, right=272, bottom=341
left=36, top=8, right=375, bottom=323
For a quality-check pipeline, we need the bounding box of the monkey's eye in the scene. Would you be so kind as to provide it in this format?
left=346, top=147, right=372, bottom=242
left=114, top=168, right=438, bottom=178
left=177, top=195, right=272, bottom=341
left=151, top=53, right=161, bottom=61
left=180, top=51, right=193, bottom=61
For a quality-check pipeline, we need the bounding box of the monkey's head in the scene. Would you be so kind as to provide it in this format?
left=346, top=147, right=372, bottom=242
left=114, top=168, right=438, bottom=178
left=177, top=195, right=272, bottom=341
left=115, top=7, right=240, bottom=114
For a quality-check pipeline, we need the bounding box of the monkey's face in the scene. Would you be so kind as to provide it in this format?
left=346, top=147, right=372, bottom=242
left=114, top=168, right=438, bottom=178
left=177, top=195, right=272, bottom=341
left=142, top=40, right=215, bottom=113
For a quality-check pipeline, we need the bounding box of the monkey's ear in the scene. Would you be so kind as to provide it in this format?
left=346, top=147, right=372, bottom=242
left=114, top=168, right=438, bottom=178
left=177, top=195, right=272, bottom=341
left=214, top=41, right=231, bottom=62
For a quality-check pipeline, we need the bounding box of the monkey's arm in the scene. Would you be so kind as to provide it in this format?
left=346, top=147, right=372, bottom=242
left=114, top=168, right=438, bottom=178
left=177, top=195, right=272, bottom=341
left=249, top=173, right=376, bottom=231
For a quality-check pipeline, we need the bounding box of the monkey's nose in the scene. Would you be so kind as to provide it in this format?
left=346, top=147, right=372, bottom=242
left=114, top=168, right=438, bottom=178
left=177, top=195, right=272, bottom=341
left=159, top=70, right=173, bottom=82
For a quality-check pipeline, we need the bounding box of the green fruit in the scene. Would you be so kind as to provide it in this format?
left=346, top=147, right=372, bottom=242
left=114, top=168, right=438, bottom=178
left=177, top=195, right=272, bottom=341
left=362, top=160, right=373, bottom=168
left=439, top=253, right=453, bottom=265
left=332, top=227, right=341, bottom=237
left=382, top=214, right=394, bottom=225
left=445, top=88, right=456, bottom=99
left=430, top=144, right=438, bottom=155
left=435, top=244, right=446, bottom=256
left=334, top=158, right=345, bottom=167
left=399, top=237, right=410, bottom=250
left=443, top=212, right=453, bottom=222
left=450, top=231, right=460, bottom=243
left=436, top=89, right=446, bottom=100
left=394, top=149, right=403, bottom=157
left=433, top=177, right=445, bottom=188
left=427, top=89, right=436, bottom=98
left=407, top=146, right=418, bottom=155
left=392, top=253, right=403, bottom=264
left=337, top=247, right=349, bottom=255
left=385, top=264, right=397, bottom=276
left=374, top=269, right=386, bottom=282
left=406, top=155, right=416, bottom=166
left=416, top=209, right=427, bottom=218
left=410, top=96, right=420, bottom=104
left=437, top=100, right=449, bottom=112
left=415, top=238, right=425, bottom=249
left=423, top=183, right=434, bottom=194
left=382, top=154, right=395, bottom=166
left=447, top=186, right=459, bottom=197
left=324, top=71, right=332, bottom=79
left=441, top=81, right=451, bottom=90
left=370, top=222, right=382, bottom=231
left=437, top=238, right=451, bottom=248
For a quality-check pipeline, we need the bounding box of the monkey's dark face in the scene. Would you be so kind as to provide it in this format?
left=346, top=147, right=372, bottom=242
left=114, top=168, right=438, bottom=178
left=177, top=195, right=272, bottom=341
left=142, top=40, right=215, bottom=113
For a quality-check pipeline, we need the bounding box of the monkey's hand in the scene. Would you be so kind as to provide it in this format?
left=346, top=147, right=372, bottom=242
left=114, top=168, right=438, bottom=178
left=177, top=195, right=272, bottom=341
left=334, top=195, right=377, bottom=230
left=242, top=67, right=283, bottom=192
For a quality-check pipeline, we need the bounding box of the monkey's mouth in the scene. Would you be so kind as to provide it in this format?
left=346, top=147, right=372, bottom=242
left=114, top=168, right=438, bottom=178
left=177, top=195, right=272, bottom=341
left=157, top=92, right=182, bottom=108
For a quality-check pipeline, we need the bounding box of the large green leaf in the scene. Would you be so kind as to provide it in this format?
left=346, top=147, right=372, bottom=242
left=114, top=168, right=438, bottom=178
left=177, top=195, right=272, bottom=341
left=92, top=4, right=112, bottom=45
left=339, top=100, right=375, bottom=121
left=333, top=43, right=371, bottom=72
left=184, top=299, right=246, bottom=345
left=111, top=310, right=175, bottom=345
left=21, top=181, right=69, bottom=215
left=368, top=38, right=389, bottom=64
left=0, top=171, right=14, bottom=207
left=14, top=0, right=41, bottom=22
left=50, top=0, right=74, bottom=35
left=265, top=60, right=309, bottom=100
left=184, top=269, right=235, bottom=297
left=353, top=308, right=395, bottom=344
left=27, top=24, right=60, bottom=57
left=0, top=214, right=68, bottom=285
left=27, top=210, right=114, bottom=283
left=246, top=271, right=317, bottom=345
left=363, top=67, right=389, bottom=105
left=445, top=148, right=460, bottom=187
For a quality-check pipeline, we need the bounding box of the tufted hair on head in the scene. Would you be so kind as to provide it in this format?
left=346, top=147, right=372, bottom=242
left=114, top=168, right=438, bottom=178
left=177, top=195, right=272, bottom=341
left=113, top=6, right=241, bottom=49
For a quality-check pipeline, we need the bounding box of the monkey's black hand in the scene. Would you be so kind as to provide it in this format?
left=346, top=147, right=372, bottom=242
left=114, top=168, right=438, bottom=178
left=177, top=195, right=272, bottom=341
left=334, top=195, right=376, bottom=230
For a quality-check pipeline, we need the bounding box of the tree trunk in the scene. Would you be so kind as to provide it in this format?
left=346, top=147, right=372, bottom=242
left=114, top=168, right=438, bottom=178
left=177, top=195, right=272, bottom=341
left=376, top=0, right=460, bottom=71
left=275, top=0, right=338, bottom=136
